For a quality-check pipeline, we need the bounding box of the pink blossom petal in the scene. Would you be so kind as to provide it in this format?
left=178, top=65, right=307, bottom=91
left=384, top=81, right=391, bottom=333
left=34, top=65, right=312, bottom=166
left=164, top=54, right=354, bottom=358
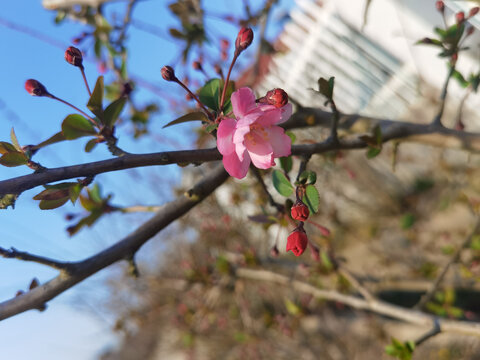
left=245, top=131, right=274, bottom=169
left=222, top=151, right=251, bottom=179
left=233, top=125, right=250, bottom=161
left=256, top=108, right=282, bottom=127
left=236, top=111, right=263, bottom=127
left=217, top=118, right=237, bottom=155
left=265, top=126, right=292, bottom=158
left=278, top=103, right=293, bottom=124
left=231, top=87, right=257, bottom=118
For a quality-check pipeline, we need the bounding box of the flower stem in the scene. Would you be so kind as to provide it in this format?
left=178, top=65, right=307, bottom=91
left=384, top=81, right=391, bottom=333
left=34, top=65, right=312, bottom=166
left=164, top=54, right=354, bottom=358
left=80, top=67, right=92, bottom=97
left=175, top=79, right=214, bottom=120
left=219, top=52, right=239, bottom=113
left=49, top=94, right=98, bottom=127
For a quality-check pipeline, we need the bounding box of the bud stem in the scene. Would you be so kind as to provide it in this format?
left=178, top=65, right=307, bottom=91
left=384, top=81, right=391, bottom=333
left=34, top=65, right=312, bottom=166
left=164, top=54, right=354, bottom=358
left=49, top=94, right=98, bottom=127
left=175, top=79, right=214, bottom=120
left=80, top=68, right=92, bottom=97
left=219, top=53, right=239, bottom=113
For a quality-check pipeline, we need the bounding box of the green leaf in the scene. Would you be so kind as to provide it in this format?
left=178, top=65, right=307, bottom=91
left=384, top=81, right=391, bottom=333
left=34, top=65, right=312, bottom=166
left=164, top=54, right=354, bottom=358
left=35, top=132, right=66, bottom=149
left=272, top=170, right=294, bottom=197
left=87, top=76, right=104, bottom=118
left=205, top=123, right=218, bottom=133
left=279, top=156, right=293, bottom=174
left=169, top=28, right=185, bottom=39
left=285, top=131, right=296, bottom=144
left=452, top=69, right=469, bottom=88
left=318, top=77, right=334, bottom=99
left=0, top=142, right=18, bottom=154
left=0, top=194, right=18, bottom=209
left=85, top=138, right=98, bottom=153
left=297, top=171, right=316, bottom=185
left=367, top=146, right=382, bottom=159
left=10, top=128, right=21, bottom=151
left=33, top=187, right=71, bottom=201
left=303, top=184, right=319, bottom=213
left=401, top=213, right=415, bottom=229
left=199, top=79, right=221, bottom=111
left=103, top=97, right=126, bottom=128
left=385, top=337, right=414, bottom=360
left=0, top=152, right=28, bottom=167
left=284, top=299, right=301, bottom=316
left=39, top=197, right=70, bottom=210
left=69, top=184, right=83, bottom=204
left=62, top=114, right=97, bottom=140
left=88, top=184, right=103, bottom=203
left=163, top=111, right=208, bottom=128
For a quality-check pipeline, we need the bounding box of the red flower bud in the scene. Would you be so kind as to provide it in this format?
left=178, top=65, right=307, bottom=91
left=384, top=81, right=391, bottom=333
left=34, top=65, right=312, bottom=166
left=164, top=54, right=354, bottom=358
left=286, top=227, right=308, bottom=256
left=161, top=65, right=176, bottom=82
left=266, top=88, right=289, bottom=108
left=192, top=60, right=203, bottom=71
left=469, top=7, right=479, bottom=18
left=435, top=1, right=445, bottom=13
left=456, top=11, right=465, bottom=24
left=235, top=27, right=253, bottom=54
left=25, top=79, right=49, bottom=97
left=291, top=201, right=309, bottom=221
left=64, top=46, right=84, bottom=68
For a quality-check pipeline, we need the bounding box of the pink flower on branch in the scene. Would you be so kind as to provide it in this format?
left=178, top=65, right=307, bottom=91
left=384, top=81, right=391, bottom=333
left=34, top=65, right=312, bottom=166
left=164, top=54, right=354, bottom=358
left=217, top=87, right=292, bottom=179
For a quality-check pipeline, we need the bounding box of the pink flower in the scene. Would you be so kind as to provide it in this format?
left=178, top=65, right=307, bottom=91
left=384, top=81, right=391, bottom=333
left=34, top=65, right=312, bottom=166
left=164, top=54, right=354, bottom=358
left=217, top=87, right=292, bottom=179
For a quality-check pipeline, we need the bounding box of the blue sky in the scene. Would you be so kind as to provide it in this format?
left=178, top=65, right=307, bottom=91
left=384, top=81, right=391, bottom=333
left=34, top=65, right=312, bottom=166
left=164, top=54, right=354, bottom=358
left=0, top=0, right=294, bottom=358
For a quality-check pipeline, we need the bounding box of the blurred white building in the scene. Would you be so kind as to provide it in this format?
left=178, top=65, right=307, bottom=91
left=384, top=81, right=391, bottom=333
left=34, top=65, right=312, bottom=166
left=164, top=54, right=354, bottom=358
left=257, top=0, right=480, bottom=125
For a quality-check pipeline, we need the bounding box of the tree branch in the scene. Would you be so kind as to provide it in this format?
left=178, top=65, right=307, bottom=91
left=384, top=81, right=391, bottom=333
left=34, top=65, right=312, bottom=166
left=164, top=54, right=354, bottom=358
left=3, top=110, right=480, bottom=197
left=236, top=268, right=480, bottom=337
left=414, top=218, right=480, bottom=310
left=0, top=247, right=74, bottom=272
left=0, top=164, right=229, bottom=321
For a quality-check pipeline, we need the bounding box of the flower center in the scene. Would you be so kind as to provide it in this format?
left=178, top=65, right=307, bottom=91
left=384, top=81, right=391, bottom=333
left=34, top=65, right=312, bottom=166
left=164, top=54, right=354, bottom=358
left=245, top=124, right=268, bottom=145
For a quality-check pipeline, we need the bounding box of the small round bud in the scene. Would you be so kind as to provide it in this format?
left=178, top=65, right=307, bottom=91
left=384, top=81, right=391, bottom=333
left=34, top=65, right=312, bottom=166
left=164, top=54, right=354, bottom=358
left=291, top=200, right=309, bottom=221
left=435, top=1, right=445, bottom=13
left=469, top=7, right=479, bottom=18
left=192, top=60, right=203, bottom=71
left=456, top=11, right=465, bottom=24
left=286, top=227, right=308, bottom=257
left=25, top=79, right=49, bottom=97
left=419, top=37, right=434, bottom=44
left=161, top=65, right=176, bottom=82
left=235, top=27, right=254, bottom=54
left=65, top=46, right=84, bottom=68
left=266, top=88, right=289, bottom=108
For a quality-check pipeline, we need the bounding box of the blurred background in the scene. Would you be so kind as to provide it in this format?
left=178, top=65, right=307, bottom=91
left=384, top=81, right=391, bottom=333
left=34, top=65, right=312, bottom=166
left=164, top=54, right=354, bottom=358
left=2, top=0, right=480, bottom=359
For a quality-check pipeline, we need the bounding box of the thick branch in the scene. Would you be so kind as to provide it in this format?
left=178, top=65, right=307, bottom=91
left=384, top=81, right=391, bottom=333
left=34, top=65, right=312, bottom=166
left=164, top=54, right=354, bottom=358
left=0, top=165, right=229, bottom=320
left=3, top=110, right=480, bottom=197
left=237, top=268, right=480, bottom=337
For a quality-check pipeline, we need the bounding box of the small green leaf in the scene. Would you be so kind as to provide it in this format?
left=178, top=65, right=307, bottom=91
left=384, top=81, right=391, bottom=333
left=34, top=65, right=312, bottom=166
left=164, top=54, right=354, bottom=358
left=452, top=69, right=469, bottom=88
left=103, top=97, right=126, bottom=127
left=169, top=28, right=185, bottom=39
left=85, top=138, right=98, bottom=153
left=33, top=187, right=71, bottom=201
left=367, top=146, right=382, bottom=159
left=163, top=111, right=208, bottom=128
left=279, top=156, right=293, bottom=174
left=303, top=185, right=319, bottom=213
left=401, top=213, right=415, bottom=229
left=284, top=299, right=301, bottom=316
left=272, top=170, right=294, bottom=197
left=35, top=132, right=66, bottom=149
left=0, top=194, right=18, bottom=209
left=0, top=152, right=28, bottom=167
left=199, top=79, right=221, bottom=111
left=39, top=197, right=70, bottom=210
left=297, top=171, right=316, bottom=185
left=205, top=123, right=218, bottom=133
left=0, top=142, right=18, bottom=154
left=318, top=77, right=331, bottom=99
left=87, top=76, right=104, bottom=118
left=69, top=184, right=83, bottom=204
left=328, top=76, right=335, bottom=98
left=10, top=128, right=21, bottom=151
left=88, top=184, right=103, bottom=203
left=62, top=114, right=97, bottom=140
left=285, top=131, right=296, bottom=144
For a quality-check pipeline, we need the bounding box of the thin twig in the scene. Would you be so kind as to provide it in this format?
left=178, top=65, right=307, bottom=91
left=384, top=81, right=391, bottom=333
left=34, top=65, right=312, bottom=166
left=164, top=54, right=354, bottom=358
left=415, top=218, right=480, bottom=310
left=337, top=266, right=375, bottom=302
left=250, top=166, right=284, bottom=213
left=0, top=247, right=74, bottom=272
left=236, top=268, right=480, bottom=337
left=431, top=65, right=455, bottom=127
left=328, top=99, right=340, bottom=143
left=415, top=319, right=441, bottom=346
